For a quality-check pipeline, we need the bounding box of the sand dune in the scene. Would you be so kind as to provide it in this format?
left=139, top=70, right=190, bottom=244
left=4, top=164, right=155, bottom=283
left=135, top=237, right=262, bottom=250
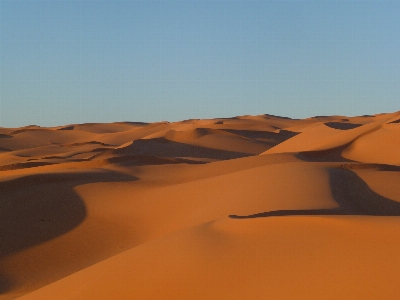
left=0, top=112, right=399, bottom=299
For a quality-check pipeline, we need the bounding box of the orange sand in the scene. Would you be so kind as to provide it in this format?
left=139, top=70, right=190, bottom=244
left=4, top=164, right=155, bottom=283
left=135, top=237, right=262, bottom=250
left=0, top=112, right=399, bottom=299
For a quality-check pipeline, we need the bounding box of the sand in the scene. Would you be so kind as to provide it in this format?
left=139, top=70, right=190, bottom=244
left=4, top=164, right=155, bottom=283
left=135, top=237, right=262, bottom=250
left=0, top=112, right=399, bottom=299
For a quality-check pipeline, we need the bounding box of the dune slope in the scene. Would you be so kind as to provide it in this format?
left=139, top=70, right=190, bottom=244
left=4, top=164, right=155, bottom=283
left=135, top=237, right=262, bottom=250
left=0, top=113, right=399, bottom=299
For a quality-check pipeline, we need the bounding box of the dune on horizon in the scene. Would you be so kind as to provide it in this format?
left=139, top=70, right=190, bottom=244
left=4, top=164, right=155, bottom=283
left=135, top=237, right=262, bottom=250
left=1, top=112, right=400, bottom=299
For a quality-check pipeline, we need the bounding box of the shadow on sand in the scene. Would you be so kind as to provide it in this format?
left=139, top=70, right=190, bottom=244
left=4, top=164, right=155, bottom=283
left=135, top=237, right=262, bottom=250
left=114, top=138, right=250, bottom=160
left=0, top=275, right=13, bottom=294
left=324, top=122, right=362, bottom=130
left=221, top=129, right=299, bottom=146
left=0, top=170, right=137, bottom=293
left=229, top=168, right=400, bottom=219
left=295, top=144, right=355, bottom=163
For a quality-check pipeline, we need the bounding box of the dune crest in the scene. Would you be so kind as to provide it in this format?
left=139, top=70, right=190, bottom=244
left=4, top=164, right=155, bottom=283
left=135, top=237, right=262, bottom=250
left=0, top=112, right=399, bottom=299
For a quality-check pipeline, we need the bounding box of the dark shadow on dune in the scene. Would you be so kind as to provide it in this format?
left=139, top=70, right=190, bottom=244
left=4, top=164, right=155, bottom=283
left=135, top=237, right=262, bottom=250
left=295, top=144, right=355, bottom=162
left=229, top=168, right=400, bottom=219
left=0, top=161, right=55, bottom=171
left=0, top=134, right=12, bottom=139
left=340, top=163, right=400, bottom=172
left=88, top=153, right=206, bottom=167
left=229, top=208, right=345, bottom=219
left=221, top=129, right=298, bottom=146
left=60, top=141, right=114, bottom=147
left=311, top=115, right=330, bottom=119
left=324, top=122, right=362, bottom=130
left=329, top=168, right=400, bottom=215
left=263, top=114, right=294, bottom=120
left=117, top=121, right=149, bottom=126
left=57, top=126, right=75, bottom=130
left=0, top=274, right=13, bottom=294
left=218, top=116, right=240, bottom=120
left=389, top=118, right=400, bottom=124
left=108, top=154, right=206, bottom=166
left=10, top=128, right=45, bottom=135
left=114, top=138, right=250, bottom=160
left=378, top=164, right=400, bottom=172
left=0, top=170, right=138, bottom=293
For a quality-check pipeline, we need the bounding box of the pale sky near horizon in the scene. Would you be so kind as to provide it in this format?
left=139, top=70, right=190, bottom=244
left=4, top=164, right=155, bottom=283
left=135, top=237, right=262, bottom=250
left=1, top=0, right=399, bottom=127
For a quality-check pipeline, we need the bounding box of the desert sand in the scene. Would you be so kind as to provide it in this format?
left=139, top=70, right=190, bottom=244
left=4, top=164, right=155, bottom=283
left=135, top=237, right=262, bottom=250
left=1, top=112, right=400, bottom=299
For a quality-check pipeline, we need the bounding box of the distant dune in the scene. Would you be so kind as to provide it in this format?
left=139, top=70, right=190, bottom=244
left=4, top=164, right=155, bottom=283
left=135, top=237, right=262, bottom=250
left=1, top=112, right=400, bottom=299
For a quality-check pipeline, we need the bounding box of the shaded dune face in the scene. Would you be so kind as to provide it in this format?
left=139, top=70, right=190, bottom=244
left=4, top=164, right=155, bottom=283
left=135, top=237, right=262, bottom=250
left=113, top=138, right=251, bottom=160
left=230, top=167, right=400, bottom=218
left=0, top=171, right=138, bottom=296
left=0, top=173, right=87, bottom=259
left=324, top=122, right=362, bottom=130
left=329, top=168, right=400, bottom=215
left=1, top=112, right=400, bottom=299
left=0, top=171, right=137, bottom=258
left=295, top=144, right=354, bottom=162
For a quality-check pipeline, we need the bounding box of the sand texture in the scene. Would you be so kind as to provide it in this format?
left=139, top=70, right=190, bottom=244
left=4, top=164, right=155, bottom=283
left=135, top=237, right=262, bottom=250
left=1, top=112, right=400, bottom=299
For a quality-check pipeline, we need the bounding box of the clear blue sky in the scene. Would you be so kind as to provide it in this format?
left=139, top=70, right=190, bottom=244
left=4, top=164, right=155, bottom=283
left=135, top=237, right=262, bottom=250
left=1, top=0, right=399, bottom=127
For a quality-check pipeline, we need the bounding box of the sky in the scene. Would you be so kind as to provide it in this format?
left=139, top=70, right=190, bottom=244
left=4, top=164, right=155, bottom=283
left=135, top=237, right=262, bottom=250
left=1, top=0, right=400, bottom=127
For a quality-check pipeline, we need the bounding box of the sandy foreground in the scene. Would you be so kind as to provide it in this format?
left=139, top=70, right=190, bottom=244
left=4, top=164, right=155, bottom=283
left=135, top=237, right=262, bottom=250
left=1, top=112, right=400, bottom=299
